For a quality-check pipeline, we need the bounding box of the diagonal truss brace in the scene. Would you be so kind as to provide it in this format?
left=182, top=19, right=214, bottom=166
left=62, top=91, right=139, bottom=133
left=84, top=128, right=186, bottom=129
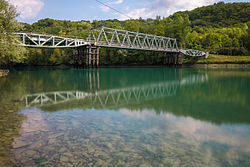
left=87, top=27, right=179, bottom=52
left=180, top=49, right=206, bottom=57
left=15, top=28, right=206, bottom=57
left=15, top=32, right=87, bottom=48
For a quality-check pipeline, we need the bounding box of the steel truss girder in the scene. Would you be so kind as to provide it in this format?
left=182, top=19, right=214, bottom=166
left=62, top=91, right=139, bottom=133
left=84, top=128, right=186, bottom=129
left=180, top=49, right=206, bottom=57
left=15, top=32, right=87, bottom=48
left=15, top=28, right=206, bottom=57
left=87, top=27, right=179, bottom=52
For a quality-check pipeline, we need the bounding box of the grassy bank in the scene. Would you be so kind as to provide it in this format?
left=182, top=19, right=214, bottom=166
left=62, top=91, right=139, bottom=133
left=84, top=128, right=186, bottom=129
left=196, top=54, right=250, bottom=64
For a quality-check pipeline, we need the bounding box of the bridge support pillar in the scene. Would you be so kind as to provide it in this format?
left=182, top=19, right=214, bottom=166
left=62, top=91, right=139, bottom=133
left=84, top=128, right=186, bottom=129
left=73, top=45, right=100, bottom=68
left=177, top=52, right=183, bottom=65
left=164, top=52, right=182, bottom=66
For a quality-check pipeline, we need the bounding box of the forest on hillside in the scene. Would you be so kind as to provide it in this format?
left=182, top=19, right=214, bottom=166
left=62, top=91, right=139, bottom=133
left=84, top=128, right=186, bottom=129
left=0, top=1, right=250, bottom=66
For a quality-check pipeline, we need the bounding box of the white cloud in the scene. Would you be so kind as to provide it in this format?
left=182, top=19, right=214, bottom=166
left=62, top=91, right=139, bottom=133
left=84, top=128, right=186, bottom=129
left=120, top=0, right=218, bottom=20
left=110, top=0, right=124, bottom=5
left=100, top=5, right=110, bottom=12
left=100, top=0, right=124, bottom=12
left=8, top=0, right=44, bottom=19
left=125, top=6, right=130, bottom=11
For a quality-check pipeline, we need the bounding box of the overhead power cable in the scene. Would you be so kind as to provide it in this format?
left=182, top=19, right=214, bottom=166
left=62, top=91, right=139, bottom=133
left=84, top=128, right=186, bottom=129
left=94, top=0, right=133, bottom=19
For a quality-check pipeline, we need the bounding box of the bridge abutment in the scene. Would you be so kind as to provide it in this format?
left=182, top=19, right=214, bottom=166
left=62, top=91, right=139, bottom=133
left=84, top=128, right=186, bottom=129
left=73, top=45, right=100, bottom=68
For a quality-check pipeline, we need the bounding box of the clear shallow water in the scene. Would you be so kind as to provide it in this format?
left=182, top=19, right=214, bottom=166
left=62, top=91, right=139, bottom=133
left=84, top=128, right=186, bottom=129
left=0, top=68, right=250, bottom=167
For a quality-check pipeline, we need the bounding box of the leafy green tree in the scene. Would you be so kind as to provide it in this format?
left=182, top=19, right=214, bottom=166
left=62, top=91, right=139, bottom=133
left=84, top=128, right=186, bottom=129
left=202, top=32, right=222, bottom=51
left=185, top=31, right=202, bottom=50
left=49, top=49, right=62, bottom=65
left=220, top=34, right=232, bottom=48
left=242, top=23, right=250, bottom=53
left=124, top=20, right=140, bottom=32
left=0, top=0, right=26, bottom=65
left=163, top=14, right=191, bottom=47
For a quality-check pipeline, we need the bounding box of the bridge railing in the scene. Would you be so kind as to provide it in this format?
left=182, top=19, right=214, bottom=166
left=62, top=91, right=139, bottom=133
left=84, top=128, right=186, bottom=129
left=15, top=32, right=87, bottom=48
left=180, top=49, right=207, bottom=57
left=87, top=27, right=179, bottom=52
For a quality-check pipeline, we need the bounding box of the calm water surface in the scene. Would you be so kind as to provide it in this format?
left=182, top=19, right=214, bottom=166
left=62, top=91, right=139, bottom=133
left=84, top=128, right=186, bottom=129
left=0, top=68, right=250, bottom=167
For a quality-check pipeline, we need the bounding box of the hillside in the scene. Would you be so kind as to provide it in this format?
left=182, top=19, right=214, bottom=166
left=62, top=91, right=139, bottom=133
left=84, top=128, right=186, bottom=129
left=174, top=2, right=250, bottom=27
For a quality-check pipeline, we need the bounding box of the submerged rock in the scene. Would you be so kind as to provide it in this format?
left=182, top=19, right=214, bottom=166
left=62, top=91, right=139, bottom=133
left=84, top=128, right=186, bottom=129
left=60, top=156, right=69, bottom=162
left=12, top=140, right=32, bottom=149
left=139, top=163, right=152, bottom=167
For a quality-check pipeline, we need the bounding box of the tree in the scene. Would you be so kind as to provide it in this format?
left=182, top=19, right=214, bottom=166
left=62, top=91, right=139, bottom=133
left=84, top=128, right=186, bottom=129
left=202, top=32, right=222, bottom=51
left=49, top=49, right=62, bottom=65
left=242, top=23, right=250, bottom=53
left=185, top=31, right=202, bottom=50
left=163, top=14, right=191, bottom=47
left=124, top=20, right=140, bottom=32
left=0, top=0, right=26, bottom=65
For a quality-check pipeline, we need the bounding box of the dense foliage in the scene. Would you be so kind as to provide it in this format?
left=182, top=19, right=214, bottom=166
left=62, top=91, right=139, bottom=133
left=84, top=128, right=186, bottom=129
left=1, top=1, right=250, bottom=66
left=0, top=0, right=26, bottom=66
left=182, top=2, right=250, bottom=27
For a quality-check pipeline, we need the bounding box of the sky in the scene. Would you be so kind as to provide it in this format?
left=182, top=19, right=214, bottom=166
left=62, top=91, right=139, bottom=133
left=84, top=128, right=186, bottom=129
left=7, top=0, right=250, bottom=24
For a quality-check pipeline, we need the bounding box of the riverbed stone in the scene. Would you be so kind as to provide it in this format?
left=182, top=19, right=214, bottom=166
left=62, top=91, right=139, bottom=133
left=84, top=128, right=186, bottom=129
left=60, top=156, right=69, bottom=162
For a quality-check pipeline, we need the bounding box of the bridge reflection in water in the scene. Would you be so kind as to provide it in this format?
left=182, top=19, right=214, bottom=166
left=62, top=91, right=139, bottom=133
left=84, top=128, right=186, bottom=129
left=22, top=70, right=208, bottom=108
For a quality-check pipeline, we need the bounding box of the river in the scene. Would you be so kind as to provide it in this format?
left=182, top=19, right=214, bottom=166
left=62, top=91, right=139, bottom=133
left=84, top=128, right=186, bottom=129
left=0, top=67, right=250, bottom=166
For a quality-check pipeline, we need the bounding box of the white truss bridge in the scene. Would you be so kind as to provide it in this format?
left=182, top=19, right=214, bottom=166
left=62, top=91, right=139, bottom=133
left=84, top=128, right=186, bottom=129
left=22, top=74, right=208, bottom=108
left=15, top=27, right=206, bottom=57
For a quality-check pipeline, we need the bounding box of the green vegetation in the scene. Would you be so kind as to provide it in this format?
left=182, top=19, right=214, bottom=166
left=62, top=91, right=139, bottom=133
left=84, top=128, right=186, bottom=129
left=0, top=0, right=26, bottom=66
left=0, top=1, right=250, bottom=66
left=197, top=54, right=250, bottom=64
left=183, top=54, right=250, bottom=64
left=180, top=2, right=249, bottom=27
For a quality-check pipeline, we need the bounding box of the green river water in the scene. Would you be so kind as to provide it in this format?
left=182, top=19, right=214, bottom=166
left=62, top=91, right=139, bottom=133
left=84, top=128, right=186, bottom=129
left=0, top=67, right=250, bottom=167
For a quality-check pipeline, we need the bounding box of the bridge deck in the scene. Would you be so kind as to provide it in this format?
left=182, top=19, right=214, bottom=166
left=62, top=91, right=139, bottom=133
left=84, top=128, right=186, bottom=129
left=15, top=27, right=206, bottom=57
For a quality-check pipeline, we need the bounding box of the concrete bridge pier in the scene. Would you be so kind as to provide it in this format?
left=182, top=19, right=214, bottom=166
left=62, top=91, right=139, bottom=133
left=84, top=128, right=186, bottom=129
left=73, top=45, right=100, bottom=68
left=164, top=52, right=183, bottom=66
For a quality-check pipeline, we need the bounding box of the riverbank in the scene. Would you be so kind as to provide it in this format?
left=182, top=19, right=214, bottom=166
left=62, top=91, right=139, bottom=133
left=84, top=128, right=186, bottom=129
left=197, top=54, right=250, bottom=64
left=1, top=55, right=250, bottom=70
left=183, top=64, right=250, bottom=68
left=2, top=64, right=250, bottom=70
left=182, top=54, right=250, bottom=68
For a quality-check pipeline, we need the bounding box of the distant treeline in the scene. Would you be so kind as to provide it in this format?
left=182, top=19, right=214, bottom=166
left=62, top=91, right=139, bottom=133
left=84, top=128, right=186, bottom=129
left=1, top=1, right=249, bottom=66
